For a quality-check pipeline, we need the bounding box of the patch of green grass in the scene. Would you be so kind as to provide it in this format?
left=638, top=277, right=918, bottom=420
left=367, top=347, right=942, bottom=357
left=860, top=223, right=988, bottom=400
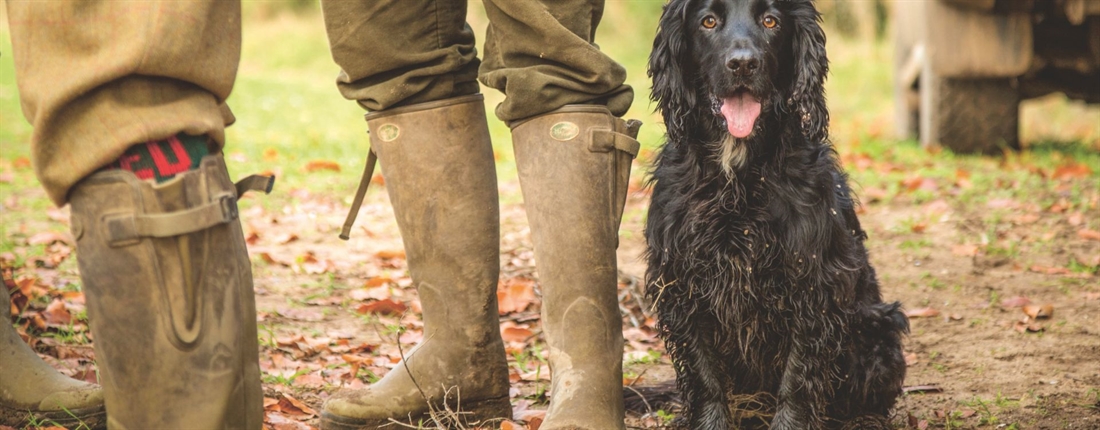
left=263, top=368, right=311, bottom=386
left=900, top=238, right=932, bottom=250
left=42, top=323, right=90, bottom=346
left=626, top=349, right=663, bottom=366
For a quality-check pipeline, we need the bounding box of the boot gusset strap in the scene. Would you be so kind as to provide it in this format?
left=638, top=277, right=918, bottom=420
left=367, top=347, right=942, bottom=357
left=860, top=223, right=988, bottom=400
left=339, top=149, right=378, bottom=241
left=235, top=174, right=276, bottom=197
left=588, top=119, right=642, bottom=157
left=105, top=174, right=274, bottom=246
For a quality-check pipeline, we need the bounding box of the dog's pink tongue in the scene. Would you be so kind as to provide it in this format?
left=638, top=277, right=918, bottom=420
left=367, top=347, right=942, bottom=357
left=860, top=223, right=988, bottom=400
left=721, top=93, right=762, bottom=138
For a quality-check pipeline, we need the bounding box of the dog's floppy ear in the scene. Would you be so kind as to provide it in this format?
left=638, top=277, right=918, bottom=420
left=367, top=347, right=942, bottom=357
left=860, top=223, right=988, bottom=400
left=649, top=0, right=695, bottom=139
left=787, top=0, right=830, bottom=144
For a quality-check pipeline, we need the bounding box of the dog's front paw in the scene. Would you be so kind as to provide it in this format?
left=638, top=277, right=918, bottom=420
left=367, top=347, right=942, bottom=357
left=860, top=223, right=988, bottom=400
left=690, top=401, right=732, bottom=430
left=769, top=406, right=818, bottom=430
left=839, top=415, right=892, bottom=430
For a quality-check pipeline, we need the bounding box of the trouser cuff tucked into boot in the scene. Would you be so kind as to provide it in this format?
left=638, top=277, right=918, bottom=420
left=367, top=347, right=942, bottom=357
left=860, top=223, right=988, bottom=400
left=69, top=154, right=271, bottom=429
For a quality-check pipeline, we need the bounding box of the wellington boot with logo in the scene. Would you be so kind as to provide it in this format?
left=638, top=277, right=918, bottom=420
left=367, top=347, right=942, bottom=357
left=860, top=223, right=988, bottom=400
left=68, top=154, right=271, bottom=429
left=511, top=106, right=641, bottom=430
left=2, top=284, right=106, bottom=429
left=322, top=94, right=511, bottom=430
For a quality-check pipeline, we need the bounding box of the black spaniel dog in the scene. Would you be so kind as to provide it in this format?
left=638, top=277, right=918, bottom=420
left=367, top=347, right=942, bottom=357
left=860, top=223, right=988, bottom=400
left=643, top=0, right=908, bottom=428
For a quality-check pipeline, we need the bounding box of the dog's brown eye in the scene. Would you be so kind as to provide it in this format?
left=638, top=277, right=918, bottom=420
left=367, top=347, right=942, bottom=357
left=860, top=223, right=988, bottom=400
left=762, top=16, right=778, bottom=29
left=702, top=16, right=718, bottom=29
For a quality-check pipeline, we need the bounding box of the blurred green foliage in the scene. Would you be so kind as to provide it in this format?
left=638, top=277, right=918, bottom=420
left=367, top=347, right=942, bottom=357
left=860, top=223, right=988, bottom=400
left=1, top=1, right=1097, bottom=206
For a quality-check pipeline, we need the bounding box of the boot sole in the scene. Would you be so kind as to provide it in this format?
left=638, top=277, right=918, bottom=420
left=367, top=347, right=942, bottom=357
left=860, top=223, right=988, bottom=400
left=321, top=395, right=512, bottom=430
left=1, top=404, right=107, bottom=430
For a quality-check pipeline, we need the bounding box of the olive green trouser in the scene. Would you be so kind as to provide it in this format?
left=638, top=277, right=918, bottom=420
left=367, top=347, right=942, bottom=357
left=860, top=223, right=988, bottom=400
left=6, top=0, right=633, bottom=207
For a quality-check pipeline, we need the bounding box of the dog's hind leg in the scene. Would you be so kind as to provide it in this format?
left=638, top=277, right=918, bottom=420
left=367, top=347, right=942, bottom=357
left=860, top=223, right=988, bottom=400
left=837, top=301, right=908, bottom=421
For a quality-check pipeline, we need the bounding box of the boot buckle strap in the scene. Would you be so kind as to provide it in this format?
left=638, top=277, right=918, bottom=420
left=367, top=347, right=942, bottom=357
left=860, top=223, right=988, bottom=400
left=105, top=194, right=239, bottom=246
left=588, top=127, right=641, bottom=158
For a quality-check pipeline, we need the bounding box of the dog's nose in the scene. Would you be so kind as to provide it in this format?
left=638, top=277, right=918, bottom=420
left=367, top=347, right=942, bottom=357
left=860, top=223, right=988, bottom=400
left=726, top=52, right=759, bottom=77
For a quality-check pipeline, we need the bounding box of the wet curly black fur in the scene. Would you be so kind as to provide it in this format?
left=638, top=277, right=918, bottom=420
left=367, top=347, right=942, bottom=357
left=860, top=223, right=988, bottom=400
left=643, top=0, right=908, bottom=428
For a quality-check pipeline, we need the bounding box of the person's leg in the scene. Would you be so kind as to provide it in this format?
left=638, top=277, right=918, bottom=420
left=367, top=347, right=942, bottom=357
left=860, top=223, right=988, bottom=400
left=481, top=1, right=640, bottom=429
left=5, top=2, right=264, bottom=428
left=320, top=2, right=510, bottom=428
left=480, top=0, right=634, bottom=123
left=322, top=0, right=480, bottom=111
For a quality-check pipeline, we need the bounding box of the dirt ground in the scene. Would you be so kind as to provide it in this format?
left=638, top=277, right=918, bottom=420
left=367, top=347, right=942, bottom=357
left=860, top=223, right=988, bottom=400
left=2, top=149, right=1097, bottom=430
left=230, top=163, right=1097, bottom=429
left=3, top=4, right=1097, bottom=429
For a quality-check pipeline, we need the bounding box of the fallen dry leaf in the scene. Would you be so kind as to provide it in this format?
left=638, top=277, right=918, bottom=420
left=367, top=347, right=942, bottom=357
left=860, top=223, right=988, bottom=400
left=273, top=233, right=299, bottom=245
left=42, top=299, right=73, bottom=326
left=901, top=176, right=937, bottom=193
left=356, top=299, right=407, bottom=316
left=860, top=186, right=889, bottom=203
left=350, top=286, right=391, bottom=301
left=276, top=392, right=317, bottom=418
left=1067, top=212, right=1085, bottom=226
left=27, top=231, right=72, bottom=246
left=1013, top=319, right=1044, bottom=333
left=986, top=199, right=1017, bottom=209
left=1078, top=229, right=1100, bottom=241
left=257, top=252, right=292, bottom=267
left=951, top=244, right=979, bottom=257
left=1012, top=213, right=1041, bottom=225
left=264, top=411, right=312, bottom=430
left=1052, top=163, right=1092, bottom=180
left=498, top=278, right=537, bottom=315
left=1000, top=296, right=1031, bottom=309
left=375, top=250, right=406, bottom=260
left=500, top=421, right=523, bottom=430
left=303, top=160, right=341, bottom=173
left=954, top=169, right=972, bottom=189
left=905, top=307, right=940, bottom=318
left=904, top=352, right=918, bottom=366
left=364, top=277, right=393, bottom=288
left=1022, top=304, right=1054, bottom=319
left=501, top=326, right=535, bottom=343
left=923, top=199, right=951, bottom=216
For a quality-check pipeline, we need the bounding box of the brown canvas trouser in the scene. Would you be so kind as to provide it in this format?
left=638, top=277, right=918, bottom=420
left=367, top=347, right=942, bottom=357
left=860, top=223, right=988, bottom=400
left=6, top=0, right=633, bottom=206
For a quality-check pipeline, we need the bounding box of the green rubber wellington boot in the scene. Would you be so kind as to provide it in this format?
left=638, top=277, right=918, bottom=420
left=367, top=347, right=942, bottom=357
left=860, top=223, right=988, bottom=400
left=511, top=106, right=641, bottom=430
left=321, top=94, right=511, bottom=429
left=2, top=284, right=106, bottom=429
left=68, top=154, right=270, bottom=429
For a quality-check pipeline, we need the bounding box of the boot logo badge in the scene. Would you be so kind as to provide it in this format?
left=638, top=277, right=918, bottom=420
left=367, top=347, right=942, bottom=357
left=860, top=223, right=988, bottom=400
left=377, top=124, right=400, bottom=142
left=550, top=122, right=580, bottom=141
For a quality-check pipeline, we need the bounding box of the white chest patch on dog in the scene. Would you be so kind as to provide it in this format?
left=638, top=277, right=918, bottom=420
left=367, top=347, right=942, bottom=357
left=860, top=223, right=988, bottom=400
left=713, top=134, right=748, bottom=177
